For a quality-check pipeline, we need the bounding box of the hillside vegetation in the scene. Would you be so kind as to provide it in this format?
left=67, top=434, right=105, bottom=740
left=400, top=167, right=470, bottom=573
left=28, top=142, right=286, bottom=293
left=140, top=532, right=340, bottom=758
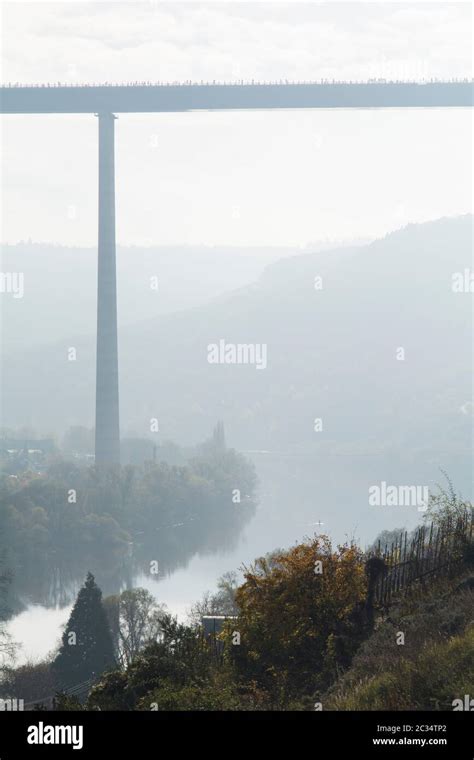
left=81, top=495, right=473, bottom=712
left=323, top=574, right=474, bottom=710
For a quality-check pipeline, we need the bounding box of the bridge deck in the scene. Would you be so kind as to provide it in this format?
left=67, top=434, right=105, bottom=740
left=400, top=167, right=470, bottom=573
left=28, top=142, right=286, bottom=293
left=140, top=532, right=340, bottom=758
left=1, top=82, right=472, bottom=114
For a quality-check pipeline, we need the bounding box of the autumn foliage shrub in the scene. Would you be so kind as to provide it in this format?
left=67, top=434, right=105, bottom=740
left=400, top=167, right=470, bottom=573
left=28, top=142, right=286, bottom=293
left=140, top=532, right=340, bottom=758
left=228, top=536, right=367, bottom=702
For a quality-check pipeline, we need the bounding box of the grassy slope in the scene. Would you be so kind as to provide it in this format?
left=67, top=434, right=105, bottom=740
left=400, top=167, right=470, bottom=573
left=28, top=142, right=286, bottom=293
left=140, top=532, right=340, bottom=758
left=323, top=573, right=474, bottom=710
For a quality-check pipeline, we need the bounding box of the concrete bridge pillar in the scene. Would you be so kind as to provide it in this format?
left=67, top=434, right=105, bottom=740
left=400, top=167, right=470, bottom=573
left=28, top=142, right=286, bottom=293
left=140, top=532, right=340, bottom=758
left=95, top=112, right=120, bottom=466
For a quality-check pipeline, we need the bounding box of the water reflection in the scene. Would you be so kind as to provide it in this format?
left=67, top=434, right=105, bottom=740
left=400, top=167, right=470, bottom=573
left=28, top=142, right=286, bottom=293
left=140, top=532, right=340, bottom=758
left=5, top=502, right=251, bottom=615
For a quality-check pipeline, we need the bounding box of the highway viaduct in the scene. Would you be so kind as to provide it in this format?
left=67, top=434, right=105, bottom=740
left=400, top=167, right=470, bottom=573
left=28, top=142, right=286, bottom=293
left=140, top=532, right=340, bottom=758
left=1, top=80, right=472, bottom=465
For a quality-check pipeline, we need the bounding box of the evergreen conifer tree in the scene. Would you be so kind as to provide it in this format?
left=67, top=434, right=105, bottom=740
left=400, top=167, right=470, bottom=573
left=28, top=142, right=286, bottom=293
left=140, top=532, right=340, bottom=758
left=53, top=572, right=116, bottom=688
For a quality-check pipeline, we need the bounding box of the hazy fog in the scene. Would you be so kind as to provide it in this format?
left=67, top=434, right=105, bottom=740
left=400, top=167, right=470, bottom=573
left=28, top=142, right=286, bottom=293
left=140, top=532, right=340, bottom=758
left=1, top=1, right=472, bottom=664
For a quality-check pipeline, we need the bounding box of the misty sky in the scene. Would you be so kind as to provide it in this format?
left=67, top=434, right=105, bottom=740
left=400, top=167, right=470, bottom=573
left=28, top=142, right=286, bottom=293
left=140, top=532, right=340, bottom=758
left=1, top=1, right=472, bottom=246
